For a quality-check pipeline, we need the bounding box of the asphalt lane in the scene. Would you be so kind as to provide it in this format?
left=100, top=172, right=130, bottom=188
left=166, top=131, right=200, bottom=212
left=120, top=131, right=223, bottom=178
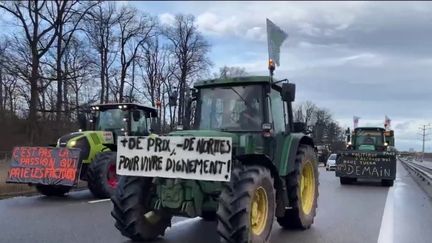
left=0, top=163, right=431, bottom=243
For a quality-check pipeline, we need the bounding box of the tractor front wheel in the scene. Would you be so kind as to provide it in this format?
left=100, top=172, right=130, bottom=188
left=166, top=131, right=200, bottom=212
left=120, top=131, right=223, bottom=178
left=277, top=145, right=319, bottom=229
left=87, top=151, right=118, bottom=199
left=111, top=176, right=171, bottom=241
left=340, top=177, right=356, bottom=185
left=217, top=165, right=275, bottom=243
left=35, top=185, right=71, bottom=196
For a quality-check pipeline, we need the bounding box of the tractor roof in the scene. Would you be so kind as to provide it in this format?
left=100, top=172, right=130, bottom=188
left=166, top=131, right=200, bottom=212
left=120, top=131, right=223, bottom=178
left=194, top=76, right=274, bottom=88
left=90, top=103, right=157, bottom=112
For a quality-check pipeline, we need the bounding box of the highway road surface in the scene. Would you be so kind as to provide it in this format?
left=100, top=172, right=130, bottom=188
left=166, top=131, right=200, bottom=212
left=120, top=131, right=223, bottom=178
left=1, top=161, right=432, bottom=243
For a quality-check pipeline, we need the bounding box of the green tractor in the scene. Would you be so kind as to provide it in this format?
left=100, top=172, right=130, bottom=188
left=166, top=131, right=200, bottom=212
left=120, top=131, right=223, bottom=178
left=111, top=76, right=319, bottom=242
left=35, top=103, right=158, bottom=198
left=336, top=127, right=396, bottom=186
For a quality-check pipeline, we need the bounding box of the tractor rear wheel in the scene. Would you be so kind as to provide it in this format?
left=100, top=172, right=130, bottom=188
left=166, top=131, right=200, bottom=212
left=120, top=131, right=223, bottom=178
left=111, top=176, right=171, bottom=241
left=277, top=145, right=319, bottom=229
left=87, top=151, right=118, bottom=199
left=381, top=179, right=394, bottom=187
left=35, top=185, right=71, bottom=196
left=217, top=165, right=275, bottom=243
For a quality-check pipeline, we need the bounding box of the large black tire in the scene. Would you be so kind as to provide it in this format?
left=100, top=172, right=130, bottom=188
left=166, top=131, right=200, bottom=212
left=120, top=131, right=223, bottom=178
left=217, top=165, right=275, bottom=243
left=35, top=185, right=71, bottom=196
left=87, top=151, right=118, bottom=199
left=111, top=176, right=171, bottom=241
left=381, top=179, right=394, bottom=187
left=340, top=177, right=356, bottom=185
left=277, top=145, right=319, bottom=229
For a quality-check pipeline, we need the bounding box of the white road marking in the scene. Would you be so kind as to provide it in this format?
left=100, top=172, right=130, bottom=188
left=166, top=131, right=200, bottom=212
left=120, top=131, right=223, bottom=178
left=377, top=185, right=395, bottom=243
left=88, top=198, right=111, bottom=204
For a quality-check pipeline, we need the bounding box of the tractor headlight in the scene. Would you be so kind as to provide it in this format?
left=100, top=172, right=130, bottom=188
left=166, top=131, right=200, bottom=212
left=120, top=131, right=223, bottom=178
left=69, top=140, right=77, bottom=147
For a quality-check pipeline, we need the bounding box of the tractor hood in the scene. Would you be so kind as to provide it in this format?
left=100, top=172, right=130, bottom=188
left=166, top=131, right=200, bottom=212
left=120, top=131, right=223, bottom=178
left=58, top=132, right=84, bottom=146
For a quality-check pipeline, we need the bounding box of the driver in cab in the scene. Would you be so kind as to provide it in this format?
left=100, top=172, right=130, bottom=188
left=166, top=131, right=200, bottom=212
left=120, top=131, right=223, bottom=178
left=239, top=103, right=261, bottom=129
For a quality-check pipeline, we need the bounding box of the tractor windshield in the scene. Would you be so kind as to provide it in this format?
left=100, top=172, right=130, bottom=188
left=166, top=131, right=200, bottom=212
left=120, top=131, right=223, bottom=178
left=95, top=109, right=127, bottom=136
left=354, top=129, right=385, bottom=147
left=198, top=85, right=263, bottom=131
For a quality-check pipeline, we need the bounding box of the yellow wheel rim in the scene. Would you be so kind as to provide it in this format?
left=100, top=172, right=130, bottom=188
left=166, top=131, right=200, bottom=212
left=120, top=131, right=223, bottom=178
left=300, top=161, right=315, bottom=215
left=250, top=187, right=268, bottom=236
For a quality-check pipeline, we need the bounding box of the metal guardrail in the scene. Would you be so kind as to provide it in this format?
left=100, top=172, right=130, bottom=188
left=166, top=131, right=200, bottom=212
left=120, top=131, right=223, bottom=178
left=400, top=159, right=432, bottom=185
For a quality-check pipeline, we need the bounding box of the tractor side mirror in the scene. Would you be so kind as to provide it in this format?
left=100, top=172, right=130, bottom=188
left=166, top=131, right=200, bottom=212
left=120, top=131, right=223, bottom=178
left=293, top=122, right=306, bottom=133
left=281, top=83, right=296, bottom=102
left=132, top=110, right=141, bottom=121
left=78, top=113, right=87, bottom=131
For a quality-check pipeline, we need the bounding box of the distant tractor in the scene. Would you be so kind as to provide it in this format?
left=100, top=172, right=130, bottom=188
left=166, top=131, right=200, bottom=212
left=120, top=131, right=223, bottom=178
left=336, top=127, right=396, bottom=186
left=9, top=103, right=158, bottom=198
left=111, top=76, right=319, bottom=242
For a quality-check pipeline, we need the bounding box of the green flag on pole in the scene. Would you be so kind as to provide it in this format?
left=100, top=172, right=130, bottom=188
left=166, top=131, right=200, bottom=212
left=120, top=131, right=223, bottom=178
left=266, top=18, right=288, bottom=67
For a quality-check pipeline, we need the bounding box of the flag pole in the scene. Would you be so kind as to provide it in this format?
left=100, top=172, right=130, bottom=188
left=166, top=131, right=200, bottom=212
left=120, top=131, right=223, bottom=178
left=266, top=18, right=287, bottom=84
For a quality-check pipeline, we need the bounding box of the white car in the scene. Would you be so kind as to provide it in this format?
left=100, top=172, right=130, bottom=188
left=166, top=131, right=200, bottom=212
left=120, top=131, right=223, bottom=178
left=326, top=153, right=337, bottom=171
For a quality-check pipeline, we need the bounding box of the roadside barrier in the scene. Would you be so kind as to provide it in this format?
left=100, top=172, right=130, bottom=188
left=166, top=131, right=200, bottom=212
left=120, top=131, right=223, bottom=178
left=400, top=158, right=432, bottom=186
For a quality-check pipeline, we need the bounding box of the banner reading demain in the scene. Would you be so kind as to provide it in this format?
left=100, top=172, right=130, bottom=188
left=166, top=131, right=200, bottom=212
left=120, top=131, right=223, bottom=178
left=117, top=136, right=233, bottom=182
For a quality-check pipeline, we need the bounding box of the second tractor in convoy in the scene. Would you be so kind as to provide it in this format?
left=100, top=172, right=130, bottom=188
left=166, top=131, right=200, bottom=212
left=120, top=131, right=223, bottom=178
left=8, top=102, right=158, bottom=198
left=336, top=127, right=396, bottom=186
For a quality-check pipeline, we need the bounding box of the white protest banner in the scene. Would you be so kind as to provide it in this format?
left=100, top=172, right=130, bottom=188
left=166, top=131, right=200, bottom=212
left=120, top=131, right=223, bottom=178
left=116, top=136, right=233, bottom=182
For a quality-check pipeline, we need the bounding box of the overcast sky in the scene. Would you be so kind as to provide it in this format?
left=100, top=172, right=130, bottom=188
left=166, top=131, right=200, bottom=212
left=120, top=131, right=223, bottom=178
left=3, top=1, right=428, bottom=151
left=122, top=1, right=432, bottom=152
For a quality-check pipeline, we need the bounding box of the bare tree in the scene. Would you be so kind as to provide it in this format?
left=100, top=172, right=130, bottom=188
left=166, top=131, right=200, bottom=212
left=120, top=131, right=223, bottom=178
left=0, top=38, right=5, bottom=114
left=0, top=0, right=61, bottom=143
left=294, top=101, right=344, bottom=149
left=83, top=2, right=118, bottom=103
left=115, top=6, right=155, bottom=102
left=162, top=14, right=211, bottom=125
left=137, top=36, right=175, bottom=131
left=49, top=0, right=98, bottom=120
left=0, top=39, right=20, bottom=118
left=294, top=101, right=317, bottom=126
left=218, top=66, right=248, bottom=78
left=62, top=36, right=97, bottom=118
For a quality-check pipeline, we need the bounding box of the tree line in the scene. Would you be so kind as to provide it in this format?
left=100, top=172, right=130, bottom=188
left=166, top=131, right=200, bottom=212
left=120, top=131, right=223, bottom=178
left=0, top=1, right=214, bottom=144
left=294, top=101, right=346, bottom=151
left=0, top=0, right=345, bottom=152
